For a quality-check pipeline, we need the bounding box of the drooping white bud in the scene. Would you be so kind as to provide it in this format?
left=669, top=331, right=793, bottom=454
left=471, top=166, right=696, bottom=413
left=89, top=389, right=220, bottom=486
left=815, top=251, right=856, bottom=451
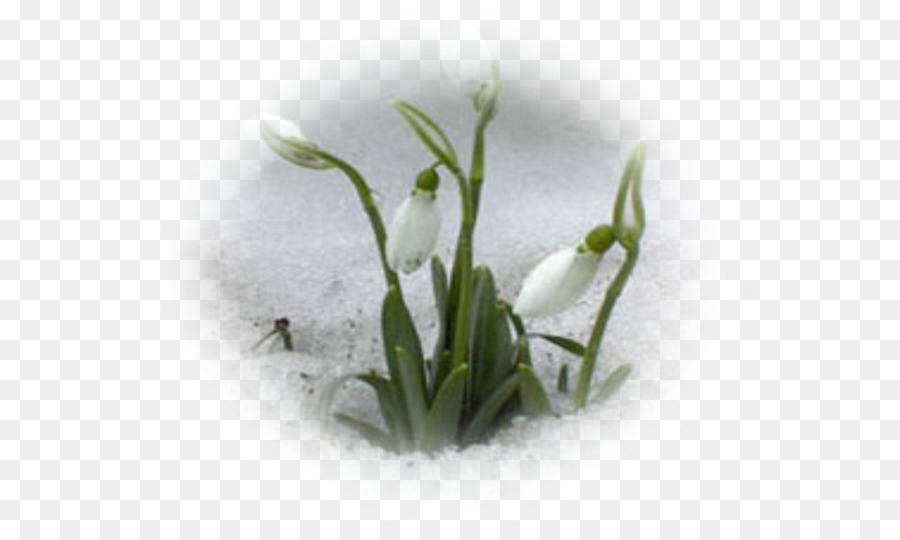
left=260, top=115, right=308, bottom=146
left=513, top=247, right=603, bottom=318
left=259, top=115, right=332, bottom=170
left=386, top=189, right=441, bottom=274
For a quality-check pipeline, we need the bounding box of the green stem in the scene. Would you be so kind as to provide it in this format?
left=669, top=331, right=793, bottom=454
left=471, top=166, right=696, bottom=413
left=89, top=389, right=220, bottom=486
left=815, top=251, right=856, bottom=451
left=449, top=166, right=474, bottom=370
left=448, top=114, right=492, bottom=371
left=312, top=150, right=400, bottom=291
left=573, top=246, right=640, bottom=409
left=470, top=125, right=486, bottom=220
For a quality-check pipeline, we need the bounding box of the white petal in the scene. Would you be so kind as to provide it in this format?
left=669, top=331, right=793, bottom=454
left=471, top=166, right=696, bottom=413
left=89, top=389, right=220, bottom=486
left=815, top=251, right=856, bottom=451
left=260, top=115, right=307, bottom=145
left=386, top=192, right=441, bottom=274
left=513, top=247, right=601, bottom=318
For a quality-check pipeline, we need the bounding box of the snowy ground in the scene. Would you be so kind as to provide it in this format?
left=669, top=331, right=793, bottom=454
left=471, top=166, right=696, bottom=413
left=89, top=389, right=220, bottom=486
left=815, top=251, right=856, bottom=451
left=218, top=79, right=674, bottom=462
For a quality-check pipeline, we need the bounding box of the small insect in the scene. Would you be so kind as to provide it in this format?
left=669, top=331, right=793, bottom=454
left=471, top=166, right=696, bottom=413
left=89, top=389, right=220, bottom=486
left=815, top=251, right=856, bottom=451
left=252, top=317, right=294, bottom=352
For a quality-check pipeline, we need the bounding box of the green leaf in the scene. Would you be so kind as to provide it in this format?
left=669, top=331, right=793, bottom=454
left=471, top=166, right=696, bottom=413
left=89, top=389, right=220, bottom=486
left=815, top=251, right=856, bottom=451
left=318, top=373, right=365, bottom=426
left=333, top=413, right=397, bottom=452
left=381, top=287, right=427, bottom=442
left=318, top=372, right=410, bottom=449
left=381, top=286, right=426, bottom=387
left=501, top=301, right=532, bottom=366
left=527, top=333, right=586, bottom=357
left=393, top=346, right=428, bottom=444
left=556, top=363, right=569, bottom=394
left=502, top=301, right=527, bottom=338
left=420, top=364, right=468, bottom=452
left=517, top=364, right=552, bottom=417
left=468, top=267, right=515, bottom=409
left=392, top=100, right=458, bottom=168
left=430, top=350, right=452, bottom=400
left=460, top=372, right=520, bottom=446
left=430, top=256, right=450, bottom=385
left=431, top=255, right=461, bottom=394
left=381, top=287, right=423, bottom=363
left=593, top=364, right=633, bottom=406
left=357, top=372, right=410, bottom=448
left=513, top=336, right=530, bottom=368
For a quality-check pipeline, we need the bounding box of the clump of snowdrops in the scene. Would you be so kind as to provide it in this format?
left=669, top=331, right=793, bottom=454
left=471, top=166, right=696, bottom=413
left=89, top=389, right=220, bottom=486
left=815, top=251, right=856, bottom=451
left=260, top=71, right=646, bottom=453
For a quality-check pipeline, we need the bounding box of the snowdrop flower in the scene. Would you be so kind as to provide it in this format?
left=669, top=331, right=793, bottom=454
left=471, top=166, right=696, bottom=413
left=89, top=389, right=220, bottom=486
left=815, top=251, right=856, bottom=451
left=386, top=169, right=441, bottom=274
left=513, top=225, right=615, bottom=318
left=259, top=115, right=332, bottom=170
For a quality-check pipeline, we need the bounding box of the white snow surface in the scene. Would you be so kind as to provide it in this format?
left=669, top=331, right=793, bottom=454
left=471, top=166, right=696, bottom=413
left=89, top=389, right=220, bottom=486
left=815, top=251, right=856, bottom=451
left=218, top=80, right=674, bottom=464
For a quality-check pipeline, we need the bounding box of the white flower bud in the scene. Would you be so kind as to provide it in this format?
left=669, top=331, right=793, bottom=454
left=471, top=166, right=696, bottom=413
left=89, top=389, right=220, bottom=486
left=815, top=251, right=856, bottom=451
left=386, top=189, right=441, bottom=274
left=259, top=115, right=332, bottom=170
left=513, top=247, right=603, bottom=318
left=260, top=115, right=308, bottom=145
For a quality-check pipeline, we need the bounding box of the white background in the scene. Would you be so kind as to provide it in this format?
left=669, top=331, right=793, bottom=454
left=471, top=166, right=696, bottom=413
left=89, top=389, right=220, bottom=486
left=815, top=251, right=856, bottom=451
left=3, top=0, right=896, bottom=538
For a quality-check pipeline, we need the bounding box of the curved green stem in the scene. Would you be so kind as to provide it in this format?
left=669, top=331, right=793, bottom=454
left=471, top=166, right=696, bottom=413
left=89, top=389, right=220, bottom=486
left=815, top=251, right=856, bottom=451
left=470, top=125, right=486, bottom=220
left=310, top=149, right=400, bottom=291
left=574, top=246, right=640, bottom=409
left=449, top=114, right=492, bottom=369
left=449, top=166, right=474, bottom=370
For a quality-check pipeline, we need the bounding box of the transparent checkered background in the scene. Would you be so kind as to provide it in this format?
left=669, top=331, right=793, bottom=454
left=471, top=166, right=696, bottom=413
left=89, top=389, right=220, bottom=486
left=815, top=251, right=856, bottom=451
left=3, top=0, right=897, bottom=538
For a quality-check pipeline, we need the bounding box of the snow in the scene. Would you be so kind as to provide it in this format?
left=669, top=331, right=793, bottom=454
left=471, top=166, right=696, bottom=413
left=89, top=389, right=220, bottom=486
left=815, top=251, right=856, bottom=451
left=218, top=78, right=673, bottom=465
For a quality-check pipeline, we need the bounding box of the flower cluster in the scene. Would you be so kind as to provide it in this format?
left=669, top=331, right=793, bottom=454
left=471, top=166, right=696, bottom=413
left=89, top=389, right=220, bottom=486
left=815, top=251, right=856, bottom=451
left=260, top=71, right=646, bottom=453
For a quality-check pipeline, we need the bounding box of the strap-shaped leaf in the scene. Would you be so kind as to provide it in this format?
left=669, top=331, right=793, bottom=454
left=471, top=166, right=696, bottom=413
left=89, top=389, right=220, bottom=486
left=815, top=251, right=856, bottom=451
left=420, top=364, right=468, bottom=452
left=430, top=350, right=452, bottom=401
left=333, top=412, right=397, bottom=452
left=556, top=363, right=569, bottom=394
left=318, top=371, right=410, bottom=447
left=391, top=346, right=428, bottom=443
left=460, top=372, right=520, bottom=445
left=527, top=333, right=586, bottom=357
left=594, top=364, right=633, bottom=405
left=513, top=336, right=530, bottom=369
left=318, top=373, right=366, bottom=426
left=381, top=286, right=425, bottom=383
left=467, top=267, right=515, bottom=410
left=501, top=301, right=532, bottom=366
left=431, top=256, right=448, bottom=337
left=430, top=256, right=451, bottom=392
left=382, top=287, right=427, bottom=442
left=392, top=100, right=459, bottom=168
left=357, top=372, right=410, bottom=448
left=502, top=300, right=528, bottom=337
left=488, top=304, right=515, bottom=383
left=381, top=288, right=424, bottom=361
left=433, top=250, right=463, bottom=382
left=517, top=364, right=552, bottom=417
